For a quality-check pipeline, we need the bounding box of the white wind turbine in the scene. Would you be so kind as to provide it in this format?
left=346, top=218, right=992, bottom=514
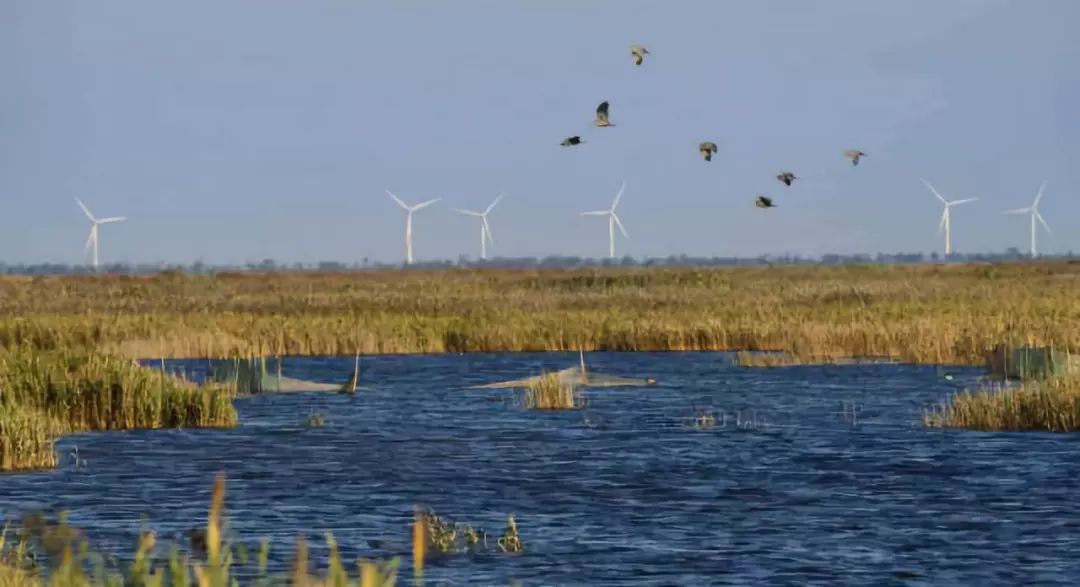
left=580, top=181, right=629, bottom=259
left=386, top=190, right=440, bottom=265
left=922, top=179, right=977, bottom=256
left=1002, top=181, right=1051, bottom=257
left=454, top=195, right=503, bottom=260
left=76, top=198, right=127, bottom=268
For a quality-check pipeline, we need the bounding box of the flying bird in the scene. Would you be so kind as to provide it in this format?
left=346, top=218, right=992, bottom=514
left=561, top=136, right=583, bottom=147
left=699, top=142, right=718, bottom=162
left=594, top=101, right=613, bottom=127
left=845, top=149, right=866, bottom=166
left=776, top=172, right=797, bottom=186
left=755, top=196, right=776, bottom=209
left=630, top=45, right=650, bottom=66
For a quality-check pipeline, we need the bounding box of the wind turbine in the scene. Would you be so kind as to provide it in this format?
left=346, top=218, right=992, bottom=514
left=580, top=181, right=629, bottom=259
left=922, top=179, right=976, bottom=256
left=1002, top=181, right=1051, bottom=257
left=454, top=195, right=503, bottom=260
left=386, top=190, right=440, bottom=265
left=75, top=198, right=127, bottom=268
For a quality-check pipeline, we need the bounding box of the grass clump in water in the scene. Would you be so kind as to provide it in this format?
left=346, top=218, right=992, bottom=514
left=924, top=375, right=1080, bottom=432
left=522, top=373, right=583, bottom=410
left=0, top=346, right=237, bottom=472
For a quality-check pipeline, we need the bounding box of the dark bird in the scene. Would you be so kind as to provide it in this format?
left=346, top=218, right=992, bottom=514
left=561, top=136, right=583, bottom=147
left=630, top=45, right=650, bottom=66
left=845, top=149, right=866, bottom=166
left=594, top=101, right=614, bottom=127
left=699, top=142, right=718, bottom=162
left=776, top=171, right=797, bottom=186
left=755, top=196, right=776, bottom=208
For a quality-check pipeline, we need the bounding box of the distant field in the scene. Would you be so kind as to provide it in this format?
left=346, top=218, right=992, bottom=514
left=2, top=262, right=1079, bottom=364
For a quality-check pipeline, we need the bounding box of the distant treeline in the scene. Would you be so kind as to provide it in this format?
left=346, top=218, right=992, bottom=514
left=1, top=248, right=1074, bottom=275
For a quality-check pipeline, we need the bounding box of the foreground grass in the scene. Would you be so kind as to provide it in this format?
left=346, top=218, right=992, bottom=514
left=924, top=375, right=1080, bottom=432
left=2, top=263, right=1079, bottom=364
left=0, top=347, right=237, bottom=472
left=1, top=473, right=521, bottom=587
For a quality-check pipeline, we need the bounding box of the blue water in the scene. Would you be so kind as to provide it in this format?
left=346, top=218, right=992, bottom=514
left=3, top=352, right=1080, bottom=586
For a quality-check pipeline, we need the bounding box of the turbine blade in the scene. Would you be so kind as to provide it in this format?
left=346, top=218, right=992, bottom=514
left=97, top=216, right=127, bottom=223
left=484, top=194, right=504, bottom=215
left=937, top=210, right=947, bottom=235
left=1002, top=208, right=1030, bottom=214
left=611, top=181, right=627, bottom=210
left=580, top=210, right=608, bottom=216
left=483, top=217, right=494, bottom=246
left=612, top=213, right=629, bottom=239
left=1035, top=211, right=1052, bottom=235
left=386, top=190, right=408, bottom=209
left=84, top=229, right=95, bottom=253
left=947, top=198, right=977, bottom=206
left=413, top=198, right=440, bottom=210
left=75, top=198, right=96, bottom=222
left=921, top=179, right=947, bottom=204
left=1033, top=180, right=1047, bottom=207
left=454, top=209, right=483, bottom=217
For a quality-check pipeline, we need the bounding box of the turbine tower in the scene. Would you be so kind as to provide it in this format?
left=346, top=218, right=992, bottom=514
left=922, top=179, right=976, bottom=256
left=454, top=195, right=503, bottom=260
left=76, top=198, right=127, bottom=268
left=580, top=181, right=629, bottom=259
left=1002, top=181, right=1051, bottom=257
left=387, top=190, right=440, bottom=265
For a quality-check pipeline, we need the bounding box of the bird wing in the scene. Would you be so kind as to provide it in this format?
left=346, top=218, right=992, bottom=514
left=596, top=101, right=609, bottom=123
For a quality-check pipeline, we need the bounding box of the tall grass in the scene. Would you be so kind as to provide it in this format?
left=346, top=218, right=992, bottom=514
left=0, top=473, right=404, bottom=587
left=924, top=376, right=1080, bottom=432
left=523, top=373, right=582, bottom=410
left=2, top=263, right=1078, bottom=364
left=1, top=473, right=525, bottom=586
left=0, top=347, right=237, bottom=472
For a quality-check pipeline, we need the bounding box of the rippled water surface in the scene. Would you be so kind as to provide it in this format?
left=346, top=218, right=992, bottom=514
left=4, top=352, right=1080, bottom=586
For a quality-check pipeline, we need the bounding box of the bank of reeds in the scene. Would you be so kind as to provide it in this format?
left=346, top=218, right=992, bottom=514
left=2, top=263, right=1079, bottom=365
left=0, top=347, right=237, bottom=472
left=523, top=373, right=582, bottom=410
left=923, top=376, right=1080, bottom=432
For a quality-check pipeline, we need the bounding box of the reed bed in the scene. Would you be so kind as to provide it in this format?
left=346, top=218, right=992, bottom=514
left=1, top=473, right=523, bottom=587
left=2, top=263, right=1079, bottom=364
left=0, top=347, right=237, bottom=472
left=924, top=376, right=1080, bottom=432
left=523, top=373, right=583, bottom=410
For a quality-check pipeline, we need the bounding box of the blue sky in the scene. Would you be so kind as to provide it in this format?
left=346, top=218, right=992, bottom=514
left=1, top=0, right=1077, bottom=265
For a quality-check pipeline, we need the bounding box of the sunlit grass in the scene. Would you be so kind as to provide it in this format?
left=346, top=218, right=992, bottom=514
left=0, top=347, right=237, bottom=472
left=0, top=473, right=525, bottom=586
left=522, top=373, right=582, bottom=410
left=924, top=375, right=1080, bottom=432
left=2, top=263, right=1078, bottom=365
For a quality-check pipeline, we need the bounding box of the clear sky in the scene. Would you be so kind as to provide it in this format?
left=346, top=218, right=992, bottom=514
left=1, top=0, right=1077, bottom=266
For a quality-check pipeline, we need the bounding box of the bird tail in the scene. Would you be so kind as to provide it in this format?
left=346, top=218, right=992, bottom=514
left=704, top=153, right=712, bottom=162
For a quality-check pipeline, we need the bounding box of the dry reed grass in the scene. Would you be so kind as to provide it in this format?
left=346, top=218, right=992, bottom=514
left=1, top=473, right=525, bottom=587
left=2, top=263, right=1078, bottom=365
left=523, top=373, right=583, bottom=410
left=0, top=347, right=237, bottom=472
left=924, top=375, right=1080, bottom=432
left=0, top=473, right=404, bottom=587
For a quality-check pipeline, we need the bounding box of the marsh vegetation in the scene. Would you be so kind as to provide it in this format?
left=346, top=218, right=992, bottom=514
left=2, top=263, right=1078, bottom=365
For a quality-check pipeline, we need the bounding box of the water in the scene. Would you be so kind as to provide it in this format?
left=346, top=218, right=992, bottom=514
left=4, top=352, right=1080, bottom=586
